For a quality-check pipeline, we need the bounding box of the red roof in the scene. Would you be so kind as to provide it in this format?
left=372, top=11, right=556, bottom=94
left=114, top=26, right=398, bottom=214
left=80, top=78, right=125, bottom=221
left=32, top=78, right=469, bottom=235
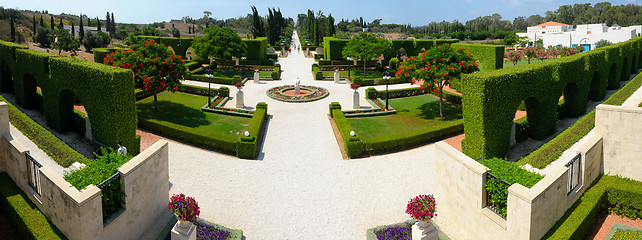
left=532, top=21, right=569, bottom=27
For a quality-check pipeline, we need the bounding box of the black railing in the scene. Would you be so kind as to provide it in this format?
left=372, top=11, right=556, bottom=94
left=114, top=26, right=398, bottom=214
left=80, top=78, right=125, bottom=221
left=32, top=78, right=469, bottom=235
left=485, top=172, right=512, bottom=219
left=565, top=154, right=582, bottom=194
left=26, top=152, right=42, bottom=196
left=97, top=173, right=124, bottom=222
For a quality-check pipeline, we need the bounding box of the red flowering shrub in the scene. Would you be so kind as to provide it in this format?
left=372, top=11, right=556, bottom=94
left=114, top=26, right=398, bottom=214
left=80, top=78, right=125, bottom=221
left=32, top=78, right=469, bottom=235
left=168, top=193, right=200, bottom=222
left=405, top=194, right=437, bottom=221
left=104, top=39, right=185, bottom=93
left=350, top=83, right=361, bottom=90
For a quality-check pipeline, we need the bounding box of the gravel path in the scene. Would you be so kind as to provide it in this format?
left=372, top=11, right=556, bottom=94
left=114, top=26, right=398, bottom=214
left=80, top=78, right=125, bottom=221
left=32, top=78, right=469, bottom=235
left=167, top=31, right=437, bottom=239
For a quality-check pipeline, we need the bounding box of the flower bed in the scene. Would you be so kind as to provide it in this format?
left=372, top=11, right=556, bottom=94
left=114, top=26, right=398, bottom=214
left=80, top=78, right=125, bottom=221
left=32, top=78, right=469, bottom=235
left=200, top=96, right=255, bottom=118
left=365, top=220, right=417, bottom=240
left=192, top=218, right=243, bottom=240
left=343, top=98, right=397, bottom=117
left=266, top=85, right=329, bottom=103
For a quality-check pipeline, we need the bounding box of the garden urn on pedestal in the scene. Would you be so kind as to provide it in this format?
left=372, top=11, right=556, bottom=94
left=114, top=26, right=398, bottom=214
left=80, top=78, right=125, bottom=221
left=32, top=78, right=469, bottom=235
left=253, top=70, right=260, bottom=84
left=406, top=194, right=438, bottom=240
left=235, top=82, right=245, bottom=108
left=334, top=70, right=340, bottom=84
left=168, top=194, right=199, bottom=240
left=412, top=220, right=438, bottom=240
left=351, top=84, right=361, bottom=109
left=171, top=217, right=196, bottom=240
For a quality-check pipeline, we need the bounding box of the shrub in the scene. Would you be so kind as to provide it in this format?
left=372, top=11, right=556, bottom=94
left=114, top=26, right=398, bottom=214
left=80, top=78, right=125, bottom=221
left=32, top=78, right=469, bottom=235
left=82, top=31, right=102, bottom=51
left=0, top=173, right=67, bottom=240
left=330, top=103, right=363, bottom=158
left=480, top=158, right=543, bottom=218
left=388, top=57, right=399, bottom=70
left=96, top=31, right=110, bottom=47
left=452, top=43, right=504, bottom=70
left=235, top=102, right=267, bottom=159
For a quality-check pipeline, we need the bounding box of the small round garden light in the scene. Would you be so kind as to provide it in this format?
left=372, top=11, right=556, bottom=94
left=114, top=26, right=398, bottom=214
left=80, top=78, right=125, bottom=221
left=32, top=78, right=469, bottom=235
left=244, top=131, right=250, bottom=137
left=350, top=131, right=356, bottom=137
left=383, top=71, right=391, bottom=110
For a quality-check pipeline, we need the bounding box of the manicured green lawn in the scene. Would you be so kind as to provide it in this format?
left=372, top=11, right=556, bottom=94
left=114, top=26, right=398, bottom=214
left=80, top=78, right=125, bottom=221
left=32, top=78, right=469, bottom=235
left=348, top=94, right=462, bottom=140
left=321, top=70, right=383, bottom=79
left=503, top=58, right=551, bottom=68
left=206, top=68, right=272, bottom=78
left=136, top=91, right=250, bottom=143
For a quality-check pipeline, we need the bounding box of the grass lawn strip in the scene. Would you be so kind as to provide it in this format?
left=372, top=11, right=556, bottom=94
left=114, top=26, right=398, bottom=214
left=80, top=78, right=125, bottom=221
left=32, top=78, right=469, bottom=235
left=0, top=173, right=67, bottom=239
left=136, top=91, right=250, bottom=153
left=0, top=94, right=88, bottom=167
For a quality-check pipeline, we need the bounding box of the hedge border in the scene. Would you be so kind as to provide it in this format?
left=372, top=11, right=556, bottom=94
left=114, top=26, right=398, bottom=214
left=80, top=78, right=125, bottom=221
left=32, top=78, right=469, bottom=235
left=543, top=175, right=642, bottom=239
left=236, top=102, right=267, bottom=159
left=0, top=172, right=67, bottom=240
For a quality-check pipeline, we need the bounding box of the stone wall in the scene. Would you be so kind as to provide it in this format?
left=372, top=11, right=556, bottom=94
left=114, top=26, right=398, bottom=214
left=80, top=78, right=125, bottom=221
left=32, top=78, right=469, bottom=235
left=595, top=104, right=642, bottom=181
left=434, top=140, right=603, bottom=240
left=0, top=102, right=170, bottom=240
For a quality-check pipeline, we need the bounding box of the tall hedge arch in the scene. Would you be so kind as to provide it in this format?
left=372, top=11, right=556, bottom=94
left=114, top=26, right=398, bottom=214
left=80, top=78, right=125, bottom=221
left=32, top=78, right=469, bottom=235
left=461, top=37, right=642, bottom=159
left=14, top=49, right=59, bottom=108
left=245, top=37, right=268, bottom=61
left=0, top=41, right=27, bottom=92
left=452, top=43, right=505, bottom=71
left=135, top=36, right=194, bottom=57
left=42, top=57, right=140, bottom=155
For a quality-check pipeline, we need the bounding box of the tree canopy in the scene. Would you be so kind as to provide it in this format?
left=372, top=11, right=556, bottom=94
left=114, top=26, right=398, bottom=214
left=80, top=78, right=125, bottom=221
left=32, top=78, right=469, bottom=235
left=191, top=26, right=247, bottom=67
left=342, top=33, right=391, bottom=73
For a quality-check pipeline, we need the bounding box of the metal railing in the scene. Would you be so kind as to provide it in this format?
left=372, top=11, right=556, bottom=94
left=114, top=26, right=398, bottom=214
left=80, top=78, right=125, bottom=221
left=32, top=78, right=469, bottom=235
left=485, top=172, right=511, bottom=219
left=565, top=154, right=582, bottom=194
left=97, top=172, right=120, bottom=189
left=97, top=172, right=124, bottom=222
left=26, top=152, right=42, bottom=196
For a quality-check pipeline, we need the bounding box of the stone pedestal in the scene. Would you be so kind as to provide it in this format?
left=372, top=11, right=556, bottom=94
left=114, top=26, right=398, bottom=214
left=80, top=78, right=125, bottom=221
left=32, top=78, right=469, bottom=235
left=295, top=84, right=301, bottom=94
left=84, top=115, right=92, bottom=140
left=412, top=220, right=439, bottom=240
left=171, top=221, right=196, bottom=240
left=236, top=90, right=244, bottom=108
left=254, top=71, right=260, bottom=83
left=353, top=91, right=360, bottom=109
left=334, top=71, right=340, bottom=84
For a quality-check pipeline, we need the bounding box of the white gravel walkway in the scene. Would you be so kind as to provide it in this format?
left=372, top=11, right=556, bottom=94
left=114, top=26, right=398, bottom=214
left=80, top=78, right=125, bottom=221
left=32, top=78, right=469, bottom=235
left=167, top=31, right=437, bottom=239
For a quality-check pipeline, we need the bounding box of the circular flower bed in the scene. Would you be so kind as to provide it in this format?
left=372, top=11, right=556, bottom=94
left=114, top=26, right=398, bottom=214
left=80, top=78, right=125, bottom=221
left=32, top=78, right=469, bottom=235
left=266, top=85, right=329, bottom=103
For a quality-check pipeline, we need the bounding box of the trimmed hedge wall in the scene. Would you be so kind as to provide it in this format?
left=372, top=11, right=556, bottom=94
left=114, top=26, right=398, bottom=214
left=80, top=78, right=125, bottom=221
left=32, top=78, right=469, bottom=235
left=236, top=102, right=267, bottom=159
left=245, top=37, right=268, bottom=61
left=0, top=40, right=28, bottom=92
left=363, top=119, right=464, bottom=155
left=189, top=74, right=243, bottom=85
left=92, top=47, right=118, bottom=63
left=330, top=102, right=363, bottom=158
left=543, top=175, right=642, bottom=239
left=451, top=43, right=504, bottom=71
left=14, top=49, right=59, bottom=108
left=184, top=61, right=200, bottom=71
left=391, top=39, right=416, bottom=57
left=323, top=37, right=349, bottom=60
left=364, top=87, right=429, bottom=99
left=44, top=57, right=140, bottom=155
left=462, top=37, right=642, bottom=159
left=134, top=36, right=194, bottom=57
left=0, top=173, right=67, bottom=240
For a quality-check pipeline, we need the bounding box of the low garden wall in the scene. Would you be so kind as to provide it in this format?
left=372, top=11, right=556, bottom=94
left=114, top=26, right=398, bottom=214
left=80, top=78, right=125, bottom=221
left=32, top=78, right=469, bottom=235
left=433, top=137, right=602, bottom=240
left=0, top=102, right=170, bottom=240
left=595, top=104, right=642, bottom=181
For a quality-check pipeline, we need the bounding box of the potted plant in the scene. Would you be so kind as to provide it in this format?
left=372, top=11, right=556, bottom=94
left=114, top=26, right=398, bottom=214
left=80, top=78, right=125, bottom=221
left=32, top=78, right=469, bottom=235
left=168, top=193, right=200, bottom=228
left=235, top=81, right=244, bottom=90
left=350, top=83, right=361, bottom=91
left=406, top=194, right=437, bottom=230
left=235, top=82, right=245, bottom=108
left=351, top=84, right=361, bottom=109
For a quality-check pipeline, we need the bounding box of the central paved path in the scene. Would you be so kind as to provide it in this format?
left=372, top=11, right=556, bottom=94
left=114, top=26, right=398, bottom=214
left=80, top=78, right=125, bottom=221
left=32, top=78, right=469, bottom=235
left=168, top=31, right=437, bottom=239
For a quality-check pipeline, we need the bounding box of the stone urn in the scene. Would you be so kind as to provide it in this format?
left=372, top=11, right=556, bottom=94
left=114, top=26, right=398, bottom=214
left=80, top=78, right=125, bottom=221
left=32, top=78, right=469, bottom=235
left=253, top=70, right=260, bottom=83
left=236, top=89, right=244, bottom=108
left=334, top=70, right=340, bottom=84
left=412, top=219, right=438, bottom=240
left=171, top=216, right=196, bottom=240
left=353, top=90, right=360, bottom=109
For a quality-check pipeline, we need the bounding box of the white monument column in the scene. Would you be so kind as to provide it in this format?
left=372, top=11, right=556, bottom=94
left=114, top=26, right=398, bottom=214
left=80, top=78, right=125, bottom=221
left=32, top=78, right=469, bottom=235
left=334, top=70, right=340, bottom=84
left=253, top=71, right=260, bottom=83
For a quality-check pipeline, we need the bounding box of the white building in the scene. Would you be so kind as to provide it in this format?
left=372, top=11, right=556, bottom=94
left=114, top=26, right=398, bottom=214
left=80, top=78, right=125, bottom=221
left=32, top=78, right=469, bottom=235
left=63, top=25, right=108, bottom=37
left=517, top=21, right=642, bottom=52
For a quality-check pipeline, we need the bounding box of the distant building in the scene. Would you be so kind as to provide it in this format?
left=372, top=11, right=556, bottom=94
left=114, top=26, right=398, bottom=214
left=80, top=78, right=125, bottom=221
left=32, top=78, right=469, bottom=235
left=170, top=19, right=184, bottom=24
left=517, top=21, right=642, bottom=52
left=63, top=25, right=109, bottom=37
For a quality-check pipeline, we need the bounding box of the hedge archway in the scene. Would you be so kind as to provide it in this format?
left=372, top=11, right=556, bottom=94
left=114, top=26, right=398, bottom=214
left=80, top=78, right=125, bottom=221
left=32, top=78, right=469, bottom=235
left=608, top=63, right=618, bottom=89
left=588, top=71, right=604, bottom=101
left=632, top=53, right=638, bottom=74
left=621, top=57, right=630, bottom=81
left=0, top=61, right=13, bottom=93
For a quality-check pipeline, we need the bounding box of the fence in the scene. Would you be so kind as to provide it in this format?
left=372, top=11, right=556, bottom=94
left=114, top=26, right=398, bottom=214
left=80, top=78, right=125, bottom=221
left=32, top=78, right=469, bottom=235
left=97, top=172, right=123, bottom=222
left=485, top=172, right=511, bottom=219
left=25, top=152, right=42, bottom=196
left=565, top=154, right=582, bottom=194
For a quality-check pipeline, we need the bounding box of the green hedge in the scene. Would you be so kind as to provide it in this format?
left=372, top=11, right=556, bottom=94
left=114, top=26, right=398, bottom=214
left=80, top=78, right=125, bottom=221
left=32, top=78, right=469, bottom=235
left=42, top=57, right=140, bottom=155
left=236, top=102, right=267, bottom=159
left=543, top=175, right=642, bottom=240
left=461, top=37, right=642, bottom=159
left=184, top=61, right=200, bottom=71
left=244, top=37, right=268, bottom=61
left=0, top=173, right=67, bottom=240
left=323, top=37, right=349, bottom=60
left=391, top=39, right=415, bottom=57
left=517, top=69, right=642, bottom=168
left=14, top=49, right=58, bottom=108
left=330, top=103, right=363, bottom=158
left=451, top=43, right=504, bottom=71
left=190, top=74, right=243, bottom=85
left=138, top=117, right=237, bottom=154
left=480, top=158, right=543, bottom=218
left=364, top=87, right=429, bottom=99
left=0, top=40, right=28, bottom=92
left=134, top=36, right=193, bottom=57
left=363, top=119, right=463, bottom=155
left=92, top=47, right=118, bottom=63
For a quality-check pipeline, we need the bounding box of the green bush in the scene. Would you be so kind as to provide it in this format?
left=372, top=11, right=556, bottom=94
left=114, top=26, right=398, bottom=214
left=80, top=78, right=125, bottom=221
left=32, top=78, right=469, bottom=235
left=330, top=103, right=363, bottom=158
left=236, top=102, right=267, bottom=159
left=365, top=86, right=429, bottom=99
left=315, top=70, right=323, bottom=80
left=92, top=47, right=118, bottom=63
left=14, top=49, right=58, bottom=109
left=0, top=173, right=67, bottom=240
left=190, top=74, right=242, bottom=85
left=323, top=37, right=349, bottom=60
left=388, top=57, right=399, bottom=70
left=184, top=61, right=200, bottom=71
left=543, top=175, right=642, bottom=239
left=244, top=37, right=268, bottom=61
left=177, top=84, right=219, bottom=97
left=452, top=43, right=505, bottom=71
left=64, top=150, right=130, bottom=220
left=480, top=158, right=544, bottom=218
left=363, top=119, right=463, bottom=155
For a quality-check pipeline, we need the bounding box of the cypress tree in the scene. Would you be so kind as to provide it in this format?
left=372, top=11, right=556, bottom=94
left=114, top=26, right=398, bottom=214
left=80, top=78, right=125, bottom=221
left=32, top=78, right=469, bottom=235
left=33, top=15, right=37, bottom=33
left=105, top=12, right=111, bottom=33
left=40, top=16, right=44, bottom=27
left=59, top=18, right=64, bottom=29
left=71, top=21, right=75, bottom=37
left=97, top=18, right=101, bottom=31
left=9, top=16, right=15, bottom=42
left=111, top=13, right=115, bottom=36
left=79, top=15, right=84, bottom=42
left=50, top=15, right=54, bottom=30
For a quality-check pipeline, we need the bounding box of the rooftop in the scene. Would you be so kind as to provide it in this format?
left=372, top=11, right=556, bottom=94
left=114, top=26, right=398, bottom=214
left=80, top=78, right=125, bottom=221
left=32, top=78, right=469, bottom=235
left=532, top=21, right=569, bottom=27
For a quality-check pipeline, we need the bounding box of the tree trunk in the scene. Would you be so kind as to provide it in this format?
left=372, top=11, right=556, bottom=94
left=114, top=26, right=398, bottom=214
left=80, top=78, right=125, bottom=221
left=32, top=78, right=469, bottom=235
left=154, top=93, right=158, bottom=111
left=439, top=86, right=444, bottom=117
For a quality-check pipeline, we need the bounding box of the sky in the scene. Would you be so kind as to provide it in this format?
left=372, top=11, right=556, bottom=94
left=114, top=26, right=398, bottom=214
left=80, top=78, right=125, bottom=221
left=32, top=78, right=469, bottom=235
left=1, top=0, right=641, bottom=26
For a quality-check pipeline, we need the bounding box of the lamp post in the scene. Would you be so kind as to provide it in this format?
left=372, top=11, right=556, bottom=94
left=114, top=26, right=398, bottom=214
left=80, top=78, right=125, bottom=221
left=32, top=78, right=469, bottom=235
left=383, top=71, right=391, bottom=110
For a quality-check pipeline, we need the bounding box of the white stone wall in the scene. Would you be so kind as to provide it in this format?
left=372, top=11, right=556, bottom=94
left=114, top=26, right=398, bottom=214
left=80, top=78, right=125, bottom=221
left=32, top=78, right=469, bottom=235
left=596, top=104, right=642, bottom=181
left=0, top=102, right=170, bottom=240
